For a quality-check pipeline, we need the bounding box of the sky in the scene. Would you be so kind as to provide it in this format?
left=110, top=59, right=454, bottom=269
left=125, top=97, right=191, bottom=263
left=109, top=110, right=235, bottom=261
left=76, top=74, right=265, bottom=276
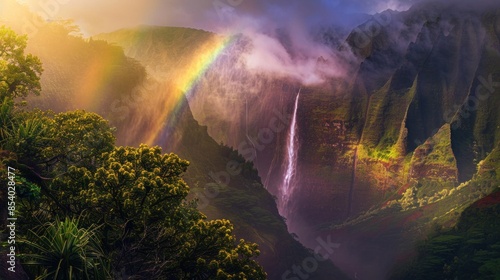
left=19, top=0, right=421, bottom=35
left=12, top=0, right=424, bottom=85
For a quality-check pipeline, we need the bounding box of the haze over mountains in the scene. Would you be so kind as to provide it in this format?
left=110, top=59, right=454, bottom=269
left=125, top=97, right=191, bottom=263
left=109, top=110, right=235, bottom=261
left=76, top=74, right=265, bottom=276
left=2, top=0, right=500, bottom=279
left=96, top=2, right=500, bottom=278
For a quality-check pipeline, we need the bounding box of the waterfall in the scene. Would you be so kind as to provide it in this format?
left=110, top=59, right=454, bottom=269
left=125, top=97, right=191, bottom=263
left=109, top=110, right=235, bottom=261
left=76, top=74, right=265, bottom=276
left=280, top=89, right=301, bottom=216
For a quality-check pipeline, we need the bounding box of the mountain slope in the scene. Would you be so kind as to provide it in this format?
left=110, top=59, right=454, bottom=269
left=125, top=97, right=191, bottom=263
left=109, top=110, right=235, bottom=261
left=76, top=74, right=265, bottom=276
left=391, top=189, right=500, bottom=279
left=78, top=2, right=500, bottom=279
left=315, top=3, right=500, bottom=278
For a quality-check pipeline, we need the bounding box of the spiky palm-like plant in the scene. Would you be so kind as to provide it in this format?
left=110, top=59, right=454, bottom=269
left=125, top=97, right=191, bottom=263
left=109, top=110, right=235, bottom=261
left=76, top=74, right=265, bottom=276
left=22, top=217, right=110, bottom=280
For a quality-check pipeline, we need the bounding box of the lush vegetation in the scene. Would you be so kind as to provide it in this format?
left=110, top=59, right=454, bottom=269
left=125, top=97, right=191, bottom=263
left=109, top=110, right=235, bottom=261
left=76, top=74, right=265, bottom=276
left=0, top=26, right=266, bottom=279
left=392, top=190, right=500, bottom=280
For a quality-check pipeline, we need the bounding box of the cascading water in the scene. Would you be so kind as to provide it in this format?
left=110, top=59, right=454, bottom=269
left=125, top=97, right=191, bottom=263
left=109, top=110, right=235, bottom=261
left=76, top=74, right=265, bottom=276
left=280, top=89, right=301, bottom=216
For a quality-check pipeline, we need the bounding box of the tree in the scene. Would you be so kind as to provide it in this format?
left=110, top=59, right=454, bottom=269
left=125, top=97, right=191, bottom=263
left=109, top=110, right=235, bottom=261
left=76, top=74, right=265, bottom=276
left=0, top=26, right=43, bottom=100
left=0, top=24, right=43, bottom=145
left=41, top=110, right=116, bottom=171
left=40, top=144, right=266, bottom=278
left=8, top=116, right=266, bottom=278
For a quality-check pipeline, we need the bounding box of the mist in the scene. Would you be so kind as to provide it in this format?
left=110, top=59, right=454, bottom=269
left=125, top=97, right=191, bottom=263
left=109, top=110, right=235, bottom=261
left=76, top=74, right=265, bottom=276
left=15, top=0, right=500, bottom=85
left=14, top=0, right=425, bottom=85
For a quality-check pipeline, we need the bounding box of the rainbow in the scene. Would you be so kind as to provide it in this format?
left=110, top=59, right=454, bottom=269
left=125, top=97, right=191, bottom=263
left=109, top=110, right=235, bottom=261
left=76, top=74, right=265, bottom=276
left=134, top=33, right=236, bottom=146
left=74, top=30, right=235, bottom=147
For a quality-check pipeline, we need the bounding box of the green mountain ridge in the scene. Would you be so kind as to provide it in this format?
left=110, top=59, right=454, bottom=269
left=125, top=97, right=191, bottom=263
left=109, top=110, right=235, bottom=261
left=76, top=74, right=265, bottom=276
left=312, top=3, right=500, bottom=278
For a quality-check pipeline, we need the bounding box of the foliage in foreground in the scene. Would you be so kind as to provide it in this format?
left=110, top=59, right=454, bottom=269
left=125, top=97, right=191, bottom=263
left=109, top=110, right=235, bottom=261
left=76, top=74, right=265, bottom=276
left=22, top=218, right=110, bottom=280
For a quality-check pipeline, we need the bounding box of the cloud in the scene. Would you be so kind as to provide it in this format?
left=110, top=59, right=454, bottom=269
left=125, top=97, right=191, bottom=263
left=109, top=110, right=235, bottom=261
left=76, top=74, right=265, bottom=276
left=240, top=30, right=347, bottom=85
left=17, top=0, right=450, bottom=85
left=19, top=0, right=424, bottom=35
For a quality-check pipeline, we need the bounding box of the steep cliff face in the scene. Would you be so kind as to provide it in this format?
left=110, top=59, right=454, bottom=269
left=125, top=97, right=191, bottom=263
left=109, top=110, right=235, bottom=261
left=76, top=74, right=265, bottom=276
left=351, top=2, right=500, bottom=153
left=348, top=2, right=500, bottom=212
left=159, top=98, right=348, bottom=280
left=314, top=3, right=500, bottom=278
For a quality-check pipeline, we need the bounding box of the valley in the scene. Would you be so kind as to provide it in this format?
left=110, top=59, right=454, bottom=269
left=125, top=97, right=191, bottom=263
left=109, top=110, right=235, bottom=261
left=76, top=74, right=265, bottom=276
left=95, top=2, right=500, bottom=278
left=1, top=0, right=500, bottom=279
